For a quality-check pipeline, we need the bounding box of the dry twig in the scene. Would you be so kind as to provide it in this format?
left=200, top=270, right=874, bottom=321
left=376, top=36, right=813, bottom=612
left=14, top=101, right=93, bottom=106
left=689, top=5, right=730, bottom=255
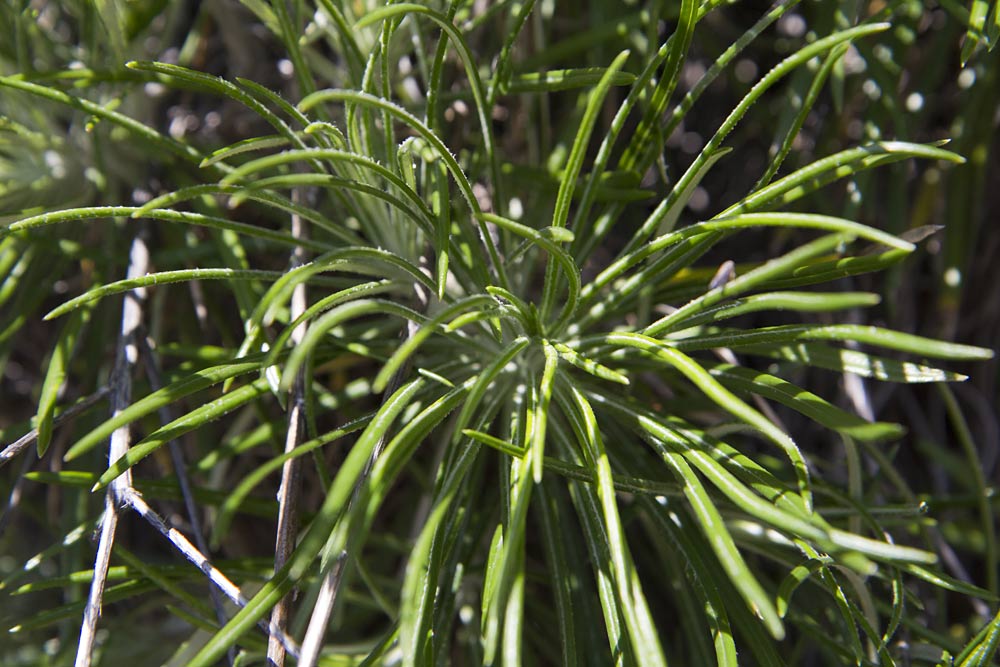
left=74, top=232, right=148, bottom=667
left=268, top=208, right=309, bottom=667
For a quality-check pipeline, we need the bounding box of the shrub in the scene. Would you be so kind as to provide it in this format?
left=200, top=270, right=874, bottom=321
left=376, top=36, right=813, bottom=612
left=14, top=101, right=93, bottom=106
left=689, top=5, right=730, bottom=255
left=1, top=1, right=997, bottom=665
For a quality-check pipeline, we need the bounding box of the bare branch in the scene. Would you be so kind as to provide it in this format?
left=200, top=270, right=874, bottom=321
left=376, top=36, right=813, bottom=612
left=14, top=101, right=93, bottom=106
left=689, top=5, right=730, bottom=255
left=298, top=273, right=431, bottom=667
left=268, top=205, right=309, bottom=667
left=298, top=552, right=347, bottom=665
left=122, top=488, right=302, bottom=656
left=139, top=336, right=235, bottom=665
left=75, top=232, right=148, bottom=667
left=0, top=388, right=109, bottom=469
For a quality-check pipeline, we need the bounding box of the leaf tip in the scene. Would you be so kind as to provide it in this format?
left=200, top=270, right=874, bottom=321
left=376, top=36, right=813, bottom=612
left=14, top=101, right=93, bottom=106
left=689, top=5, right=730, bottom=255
left=959, top=41, right=974, bottom=67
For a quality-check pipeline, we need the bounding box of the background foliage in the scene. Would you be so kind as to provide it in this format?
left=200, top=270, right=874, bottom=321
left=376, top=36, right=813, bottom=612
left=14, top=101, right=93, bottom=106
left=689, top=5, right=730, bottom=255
left=1, top=0, right=998, bottom=665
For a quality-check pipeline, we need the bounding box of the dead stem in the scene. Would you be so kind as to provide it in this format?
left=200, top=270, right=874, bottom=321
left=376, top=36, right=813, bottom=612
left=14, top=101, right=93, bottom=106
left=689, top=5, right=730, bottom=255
left=0, top=388, right=110, bottom=469
left=268, top=204, right=309, bottom=667
left=139, top=336, right=235, bottom=666
left=74, top=232, right=148, bottom=667
left=122, top=487, right=302, bottom=655
left=72, top=231, right=301, bottom=663
left=298, top=276, right=430, bottom=667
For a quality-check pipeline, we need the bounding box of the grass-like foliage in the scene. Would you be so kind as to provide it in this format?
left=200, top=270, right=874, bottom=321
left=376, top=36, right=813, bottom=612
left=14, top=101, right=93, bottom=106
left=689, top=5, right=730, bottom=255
left=1, top=1, right=998, bottom=666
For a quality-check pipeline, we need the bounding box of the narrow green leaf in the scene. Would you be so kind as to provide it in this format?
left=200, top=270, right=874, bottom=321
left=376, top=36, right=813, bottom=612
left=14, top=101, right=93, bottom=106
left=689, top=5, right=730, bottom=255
left=676, top=291, right=881, bottom=330
left=557, top=425, right=632, bottom=663
left=92, top=379, right=271, bottom=492
left=540, top=50, right=629, bottom=323
left=656, top=147, right=732, bottom=235
left=638, top=502, right=742, bottom=666
left=956, top=608, right=1000, bottom=666
left=551, top=341, right=629, bottom=385
left=216, top=148, right=435, bottom=232
left=264, top=280, right=400, bottom=369
left=674, top=324, right=994, bottom=361
left=656, top=428, right=786, bottom=639
left=280, top=299, right=421, bottom=390
left=199, top=134, right=290, bottom=168
left=644, top=232, right=857, bottom=338
left=361, top=2, right=500, bottom=182
left=5, top=206, right=325, bottom=250
left=0, top=518, right=99, bottom=591
left=45, top=269, right=286, bottom=320
left=564, top=387, right=669, bottom=666
left=581, top=213, right=909, bottom=312
left=400, top=441, right=478, bottom=666
left=479, top=212, right=581, bottom=332
left=314, top=0, right=365, bottom=81
left=706, top=363, right=905, bottom=442
left=900, top=563, right=997, bottom=600
left=251, top=246, right=433, bottom=339
left=961, top=0, right=992, bottom=64
left=485, top=286, right=536, bottom=333
left=463, top=428, right=683, bottom=498
left=793, top=542, right=869, bottom=663
left=721, top=141, right=964, bottom=217
left=776, top=557, right=828, bottom=617
left=532, top=344, right=560, bottom=483
left=661, top=0, right=802, bottom=146
left=618, top=0, right=698, bottom=173
left=0, top=75, right=206, bottom=166
left=8, top=581, right=158, bottom=633
left=35, top=307, right=89, bottom=455
left=483, top=456, right=534, bottom=665
left=758, top=248, right=910, bottom=289
left=211, top=415, right=372, bottom=547
left=551, top=50, right=630, bottom=232
left=604, top=332, right=813, bottom=511
left=485, top=0, right=538, bottom=109
left=939, top=383, right=997, bottom=595
left=373, top=295, right=495, bottom=393
left=63, top=354, right=275, bottom=461
left=453, top=337, right=530, bottom=442
left=505, top=67, right=635, bottom=93
left=756, top=43, right=848, bottom=188
left=536, top=483, right=579, bottom=667
left=299, top=89, right=508, bottom=289
left=127, top=61, right=305, bottom=149
left=737, top=341, right=971, bottom=382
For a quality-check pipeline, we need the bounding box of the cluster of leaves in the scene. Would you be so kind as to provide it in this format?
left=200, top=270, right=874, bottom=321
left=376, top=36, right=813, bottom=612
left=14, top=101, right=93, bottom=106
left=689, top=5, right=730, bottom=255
left=1, top=1, right=998, bottom=666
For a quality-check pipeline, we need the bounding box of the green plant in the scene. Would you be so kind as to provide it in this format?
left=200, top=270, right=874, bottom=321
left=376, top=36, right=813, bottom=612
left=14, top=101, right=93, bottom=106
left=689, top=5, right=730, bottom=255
left=1, top=1, right=998, bottom=666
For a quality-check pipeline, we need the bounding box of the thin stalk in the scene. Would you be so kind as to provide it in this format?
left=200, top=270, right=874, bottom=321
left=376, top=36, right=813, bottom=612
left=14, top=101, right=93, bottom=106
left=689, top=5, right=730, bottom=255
left=268, top=202, right=310, bottom=667
left=75, top=231, right=148, bottom=667
left=0, top=388, right=110, bottom=468
left=298, top=280, right=430, bottom=667
left=139, top=337, right=234, bottom=665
